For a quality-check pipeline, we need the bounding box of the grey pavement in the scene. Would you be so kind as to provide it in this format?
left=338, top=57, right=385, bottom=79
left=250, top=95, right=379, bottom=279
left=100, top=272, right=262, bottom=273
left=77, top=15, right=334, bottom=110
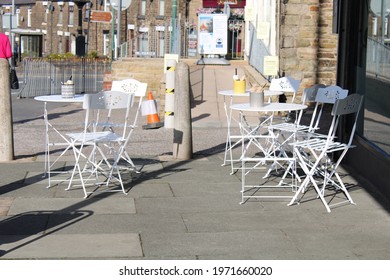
left=1, top=61, right=390, bottom=260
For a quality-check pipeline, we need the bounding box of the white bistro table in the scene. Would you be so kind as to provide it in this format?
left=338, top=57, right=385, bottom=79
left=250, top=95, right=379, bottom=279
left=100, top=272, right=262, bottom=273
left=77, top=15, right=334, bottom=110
left=218, top=90, right=284, bottom=174
left=230, top=102, right=307, bottom=203
left=34, top=94, right=85, bottom=188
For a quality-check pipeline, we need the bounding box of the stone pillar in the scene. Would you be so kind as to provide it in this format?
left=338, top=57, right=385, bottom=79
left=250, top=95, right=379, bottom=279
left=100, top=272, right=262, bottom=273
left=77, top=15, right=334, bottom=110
left=173, top=62, right=193, bottom=160
left=0, top=59, right=14, bottom=161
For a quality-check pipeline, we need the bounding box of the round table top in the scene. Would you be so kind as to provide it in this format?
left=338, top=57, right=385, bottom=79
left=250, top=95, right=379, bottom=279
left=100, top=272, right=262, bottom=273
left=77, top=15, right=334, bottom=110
left=218, top=90, right=249, bottom=97
left=218, top=90, right=284, bottom=97
left=34, top=94, right=85, bottom=103
left=230, top=102, right=307, bottom=112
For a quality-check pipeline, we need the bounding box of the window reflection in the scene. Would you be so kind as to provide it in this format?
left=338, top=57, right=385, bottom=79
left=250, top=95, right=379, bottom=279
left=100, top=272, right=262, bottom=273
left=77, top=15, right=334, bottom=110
left=365, top=0, right=390, bottom=155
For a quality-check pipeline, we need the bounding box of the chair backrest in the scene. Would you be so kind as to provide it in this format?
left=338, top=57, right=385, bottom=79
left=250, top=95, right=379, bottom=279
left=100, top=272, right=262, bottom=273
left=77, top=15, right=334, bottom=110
left=302, top=84, right=326, bottom=103
left=307, top=85, right=348, bottom=132
left=315, top=85, right=348, bottom=104
left=83, top=91, right=134, bottom=138
left=111, top=79, right=148, bottom=127
left=111, top=78, right=147, bottom=98
left=83, top=90, right=133, bottom=110
left=295, top=84, right=325, bottom=126
left=328, top=93, right=364, bottom=146
left=269, top=76, right=300, bottom=103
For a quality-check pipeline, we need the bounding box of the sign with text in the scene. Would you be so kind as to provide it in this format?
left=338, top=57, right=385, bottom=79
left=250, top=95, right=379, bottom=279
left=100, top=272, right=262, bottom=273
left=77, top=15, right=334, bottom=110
left=263, top=56, right=279, bottom=76
left=203, top=0, right=246, bottom=8
left=90, top=11, right=112, bottom=23
left=198, top=14, right=228, bottom=55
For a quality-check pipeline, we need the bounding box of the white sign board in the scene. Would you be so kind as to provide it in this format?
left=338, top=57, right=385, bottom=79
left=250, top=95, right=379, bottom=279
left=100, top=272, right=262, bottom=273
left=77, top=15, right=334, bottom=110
left=110, top=0, right=132, bottom=11
left=198, top=14, right=228, bottom=56
left=2, top=14, right=17, bottom=29
left=263, top=56, right=279, bottom=76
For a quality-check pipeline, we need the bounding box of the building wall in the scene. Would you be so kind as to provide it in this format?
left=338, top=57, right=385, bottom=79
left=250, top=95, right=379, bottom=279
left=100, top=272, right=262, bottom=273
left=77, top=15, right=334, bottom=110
left=279, top=0, right=337, bottom=88
left=1, top=0, right=338, bottom=91
left=0, top=1, right=114, bottom=58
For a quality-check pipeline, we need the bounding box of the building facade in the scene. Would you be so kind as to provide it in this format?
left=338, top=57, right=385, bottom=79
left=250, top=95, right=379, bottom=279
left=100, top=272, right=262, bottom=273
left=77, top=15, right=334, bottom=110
left=0, top=1, right=250, bottom=59
left=0, top=0, right=114, bottom=60
left=0, top=0, right=339, bottom=87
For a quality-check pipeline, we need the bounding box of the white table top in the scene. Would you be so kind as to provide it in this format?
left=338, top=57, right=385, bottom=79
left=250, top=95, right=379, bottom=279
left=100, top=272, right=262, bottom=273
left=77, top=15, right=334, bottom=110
left=218, top=90, right=283, bottom=97
left=34, top=94, right=84, bottom=103
left=218, top=90, right=249, bottom=97
left=230, top=102, right=307, bottom=112
left=264, top=90, right=284, bottom=97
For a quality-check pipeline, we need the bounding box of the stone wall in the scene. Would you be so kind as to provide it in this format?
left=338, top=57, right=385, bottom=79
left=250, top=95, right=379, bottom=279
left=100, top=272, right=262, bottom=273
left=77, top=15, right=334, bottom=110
left=280, top=0, right=338, bottom=89
left=111, top=58, right=165, bottom=93
left=110, top=58, right=166, bottom=118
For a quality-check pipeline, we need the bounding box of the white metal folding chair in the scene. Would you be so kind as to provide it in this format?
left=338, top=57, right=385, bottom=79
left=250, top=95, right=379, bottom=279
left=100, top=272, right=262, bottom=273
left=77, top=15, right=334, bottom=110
left=263, top=85, right=327, bottom=180
left=262, top=85, right=350, bottom=195
left=268, top=84, right=326, bottom=135
left=102, top=78, right=147, bottom=172
left=66, top=90, right=136, bottom=198
left=288, top=93, right=364, bottom=212
left=269, top=76, right=300, bottom=103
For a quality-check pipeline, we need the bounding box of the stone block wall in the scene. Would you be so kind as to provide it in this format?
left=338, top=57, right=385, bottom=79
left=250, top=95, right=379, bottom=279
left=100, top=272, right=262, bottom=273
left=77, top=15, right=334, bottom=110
left=109, top=58, right=201, bottom=121
left=110, top=58, right=166, bottom=119
left=111, top=58, right=165, bottom=91
left=280, top=0, right=338, bottom=89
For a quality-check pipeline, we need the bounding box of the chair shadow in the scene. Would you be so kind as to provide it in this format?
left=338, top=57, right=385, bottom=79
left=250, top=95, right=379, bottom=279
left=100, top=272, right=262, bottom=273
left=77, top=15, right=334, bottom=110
left=0, top=210, right=93, bottom=257
left=13, top=108, right=84, bottom=125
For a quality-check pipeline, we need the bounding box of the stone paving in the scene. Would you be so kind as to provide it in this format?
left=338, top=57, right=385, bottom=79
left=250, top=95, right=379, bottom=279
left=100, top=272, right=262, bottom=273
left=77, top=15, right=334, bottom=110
left=1, top=62, right=389, bottom=259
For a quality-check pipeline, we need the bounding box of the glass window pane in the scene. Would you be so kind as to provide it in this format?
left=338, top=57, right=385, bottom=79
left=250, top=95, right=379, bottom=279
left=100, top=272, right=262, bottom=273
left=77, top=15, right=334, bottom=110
left=159, top=0, right=165, bottom=16
left=365, top=0, right=390, bottom=155
left=141, top=0, right=146, bottom=16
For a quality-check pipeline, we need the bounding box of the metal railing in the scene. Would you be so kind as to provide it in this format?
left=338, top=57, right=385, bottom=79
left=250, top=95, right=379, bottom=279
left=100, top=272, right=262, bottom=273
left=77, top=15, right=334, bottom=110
left=119, top=19, right=245, bottom=60
left=17, top=58, right=111, bottom=98
left=121, top=20, right=173, bottom=59
left=228, top=20, right=245, bottom=60
left=366, top=38, right=390, bottom=80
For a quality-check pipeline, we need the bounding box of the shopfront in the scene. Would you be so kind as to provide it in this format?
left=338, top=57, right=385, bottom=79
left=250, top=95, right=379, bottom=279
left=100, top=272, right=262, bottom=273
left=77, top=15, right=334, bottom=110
left=336, top=0, right=390, bottom=197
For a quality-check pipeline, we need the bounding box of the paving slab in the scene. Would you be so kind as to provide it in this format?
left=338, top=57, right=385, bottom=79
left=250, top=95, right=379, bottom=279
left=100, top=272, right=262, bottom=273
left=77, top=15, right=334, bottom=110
left=170, top=181, right=239, bottom=197
left=8, top=197, right=136, bottom=215
left=181, top=209, right=320, bottom=233
left=141, top=230, right=298, bottom=259
left=3, top=179, right=57, bottom=198
left=2, top=62, right=389, bottom=261
left=0, top=233, right=142, bottom=259
left=135, top=194, right=257, bottom=215
left=45, top=213, right=186, bottom=234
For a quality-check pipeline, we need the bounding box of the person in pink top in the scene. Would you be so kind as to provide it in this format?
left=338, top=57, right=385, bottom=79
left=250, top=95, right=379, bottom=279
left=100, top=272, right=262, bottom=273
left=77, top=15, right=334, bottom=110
left=0, top=32, right=12, bottom=59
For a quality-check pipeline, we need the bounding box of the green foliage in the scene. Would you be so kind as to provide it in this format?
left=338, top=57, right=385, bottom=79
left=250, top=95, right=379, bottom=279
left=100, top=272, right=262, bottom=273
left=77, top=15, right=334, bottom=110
left=44, top=51, right=109, bottom=60
left=63, top=52, right=75, bottom=59
left=86, top=51, right=99, bottom=59
left=46, top=52, right=75, bottom=59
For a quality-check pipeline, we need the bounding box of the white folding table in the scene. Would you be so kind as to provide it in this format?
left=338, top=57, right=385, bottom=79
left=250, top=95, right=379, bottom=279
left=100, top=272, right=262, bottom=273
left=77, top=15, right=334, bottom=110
left=230, top=102, right=307, bottom=203
left=34, top=94, right=85, bottom=188
left=218, top=90, right=283, bottom=174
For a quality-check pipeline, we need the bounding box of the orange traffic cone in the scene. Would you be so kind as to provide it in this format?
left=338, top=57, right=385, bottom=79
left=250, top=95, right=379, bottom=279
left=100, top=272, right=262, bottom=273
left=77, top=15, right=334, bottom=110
left=142, top=92, right=163, bottom=129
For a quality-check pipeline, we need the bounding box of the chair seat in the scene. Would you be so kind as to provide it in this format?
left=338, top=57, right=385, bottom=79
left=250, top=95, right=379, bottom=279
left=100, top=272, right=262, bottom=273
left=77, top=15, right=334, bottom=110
left=270, top=122, right=311, bottom=133
left=292, top=138, right=350, bottom=153
left=67, top=131, right=124, bottom=143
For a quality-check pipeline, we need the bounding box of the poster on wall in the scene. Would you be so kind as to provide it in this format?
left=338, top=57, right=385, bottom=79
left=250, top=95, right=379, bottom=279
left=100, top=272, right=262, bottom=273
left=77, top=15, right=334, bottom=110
left=263, top=56, right=279, bottom=76
left=198, top=14, right=228, bottom=56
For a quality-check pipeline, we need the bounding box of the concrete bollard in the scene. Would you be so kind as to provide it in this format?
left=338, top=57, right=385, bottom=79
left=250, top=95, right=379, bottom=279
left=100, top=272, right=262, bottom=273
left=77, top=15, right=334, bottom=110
left=173, top=62, right=193, bottom=160
left=0, top=59, right=14, bottom=161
